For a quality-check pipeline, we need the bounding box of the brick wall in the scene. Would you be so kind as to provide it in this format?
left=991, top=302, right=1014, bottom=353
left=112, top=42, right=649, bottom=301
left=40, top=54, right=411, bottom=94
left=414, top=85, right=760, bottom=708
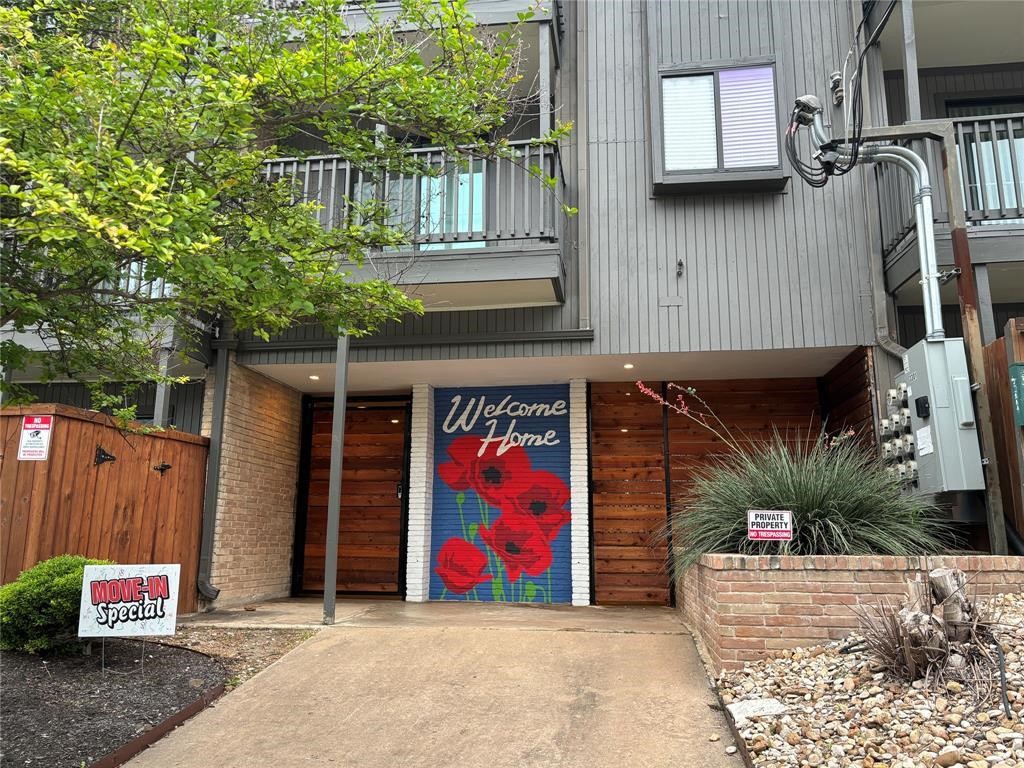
left=569, top=379, right=591, bottom=606
left=405, top=384, right=434, bottom=602
left=202, top=354, right=302, bottom=607
left=680, top=554, right=1024, bottom=673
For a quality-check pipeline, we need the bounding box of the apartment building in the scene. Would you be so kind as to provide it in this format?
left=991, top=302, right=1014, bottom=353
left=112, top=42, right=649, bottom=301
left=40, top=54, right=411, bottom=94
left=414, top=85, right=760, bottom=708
left=11, top=0, right=1023, bottom=608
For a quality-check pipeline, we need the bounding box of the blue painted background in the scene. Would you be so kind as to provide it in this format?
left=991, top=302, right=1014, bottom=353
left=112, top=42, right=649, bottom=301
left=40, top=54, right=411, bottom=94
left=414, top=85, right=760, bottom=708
left=429, top=384, right=572, bottom=602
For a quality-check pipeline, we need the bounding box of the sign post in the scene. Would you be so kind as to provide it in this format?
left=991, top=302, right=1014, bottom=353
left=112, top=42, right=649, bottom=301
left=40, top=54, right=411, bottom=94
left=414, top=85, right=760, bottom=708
left=747, top=510, right=794, bottom=542
left=17, top=415, right=54, bottom=461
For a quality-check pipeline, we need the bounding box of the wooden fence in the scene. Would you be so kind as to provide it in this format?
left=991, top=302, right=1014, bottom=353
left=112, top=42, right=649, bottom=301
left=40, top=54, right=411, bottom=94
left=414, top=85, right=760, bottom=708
left=1, top=404, right=208, bottom=612
left=982, top=319, right=1024, bottom=537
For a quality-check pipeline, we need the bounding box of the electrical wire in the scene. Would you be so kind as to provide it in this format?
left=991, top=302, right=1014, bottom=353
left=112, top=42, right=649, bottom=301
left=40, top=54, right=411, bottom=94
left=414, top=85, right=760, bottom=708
left=841, top=0, right=875, bottom=138
left=790, top=0, right=896, bottom=186
left=786, top=110, right=828, bottom=187
left=833, top=0, right=897, bottom=176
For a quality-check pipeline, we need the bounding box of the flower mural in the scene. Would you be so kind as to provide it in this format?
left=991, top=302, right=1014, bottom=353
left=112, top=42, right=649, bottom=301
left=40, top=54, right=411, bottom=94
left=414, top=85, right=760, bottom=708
left=437, top=436, right=532, bottom=509
left=506, top=471, right=571, bottom=541
left=435, top=539, right=493, bottom=594
left=430, top=385, right=572, bottom=603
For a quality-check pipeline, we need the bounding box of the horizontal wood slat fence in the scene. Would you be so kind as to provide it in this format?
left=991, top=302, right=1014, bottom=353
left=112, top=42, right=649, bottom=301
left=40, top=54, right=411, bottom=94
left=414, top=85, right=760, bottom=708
left=589, top=376, right=834, bottom=607
left=1, top=405, right=208, bottom=613
left=821, top=347, right=877, bottom=440
left=589, top=352, right=876, bottom=606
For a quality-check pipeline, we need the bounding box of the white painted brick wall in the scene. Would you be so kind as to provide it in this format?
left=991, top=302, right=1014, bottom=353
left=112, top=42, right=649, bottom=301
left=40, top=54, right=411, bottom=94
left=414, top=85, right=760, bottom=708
left=405, top=384, right=434, bottom=601
left=569, top=379, right=591, bottom=605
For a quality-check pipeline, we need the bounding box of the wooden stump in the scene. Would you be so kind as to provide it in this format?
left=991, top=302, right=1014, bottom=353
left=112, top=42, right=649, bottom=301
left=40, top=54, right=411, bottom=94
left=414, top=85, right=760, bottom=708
left=930, top=568, right=974, bottom=643
left=898, top=607, right=948, bottom=678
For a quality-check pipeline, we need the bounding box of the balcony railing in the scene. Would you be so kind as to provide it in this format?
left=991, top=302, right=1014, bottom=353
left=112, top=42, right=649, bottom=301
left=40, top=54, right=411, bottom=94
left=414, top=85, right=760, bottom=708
left=875, top=113, right=1024, bottom=256
left=262, top=139, right=563, bottom=251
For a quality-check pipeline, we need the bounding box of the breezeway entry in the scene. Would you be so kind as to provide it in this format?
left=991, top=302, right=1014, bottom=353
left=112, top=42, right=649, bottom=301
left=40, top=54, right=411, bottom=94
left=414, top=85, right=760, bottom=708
left=296, top=398, right=409, bottom=595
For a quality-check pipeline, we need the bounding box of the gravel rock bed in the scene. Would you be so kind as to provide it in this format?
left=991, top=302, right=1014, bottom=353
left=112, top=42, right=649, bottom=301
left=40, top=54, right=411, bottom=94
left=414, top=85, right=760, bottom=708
left=164, top=626, right=315, bottom=688
left=717, top=592, right=1024, bottom=768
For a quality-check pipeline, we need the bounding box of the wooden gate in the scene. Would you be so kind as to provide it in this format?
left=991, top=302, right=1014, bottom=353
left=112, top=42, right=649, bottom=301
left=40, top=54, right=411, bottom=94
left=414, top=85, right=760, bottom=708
left=589, top=382, right=670, bottom=605
left=0, top=405, right=207, bottom=612
left=299, top=400, right=408, bottom=594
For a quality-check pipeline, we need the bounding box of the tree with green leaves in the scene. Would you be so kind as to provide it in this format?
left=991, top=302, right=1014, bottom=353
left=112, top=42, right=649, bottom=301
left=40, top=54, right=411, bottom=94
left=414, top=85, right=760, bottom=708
left=1, top=0, right=566, bottom=410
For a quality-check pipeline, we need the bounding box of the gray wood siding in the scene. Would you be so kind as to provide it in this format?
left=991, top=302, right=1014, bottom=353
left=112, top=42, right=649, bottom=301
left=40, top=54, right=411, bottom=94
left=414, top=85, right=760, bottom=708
left=584, top=0, right=871, bottom=355
left=17, top=381, right=206, bottom=434
left=241, top=0, right=875, bottom=365
left=884, top=63, right=1024, bottom=123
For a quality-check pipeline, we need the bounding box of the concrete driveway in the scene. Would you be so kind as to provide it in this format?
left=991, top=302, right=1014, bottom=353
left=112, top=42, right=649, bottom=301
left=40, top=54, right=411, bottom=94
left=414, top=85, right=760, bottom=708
left=128, top=601, right=737, bottom=768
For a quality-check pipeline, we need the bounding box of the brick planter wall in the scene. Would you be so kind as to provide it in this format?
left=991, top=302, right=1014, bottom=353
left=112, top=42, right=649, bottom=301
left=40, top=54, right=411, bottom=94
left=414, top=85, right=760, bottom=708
left=679, top=554, right=1024, bottom=674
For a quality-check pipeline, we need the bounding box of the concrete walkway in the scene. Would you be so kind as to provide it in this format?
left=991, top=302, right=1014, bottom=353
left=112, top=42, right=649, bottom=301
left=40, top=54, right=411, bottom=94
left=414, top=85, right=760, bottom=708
left=129, top=601, right=738, bottom=768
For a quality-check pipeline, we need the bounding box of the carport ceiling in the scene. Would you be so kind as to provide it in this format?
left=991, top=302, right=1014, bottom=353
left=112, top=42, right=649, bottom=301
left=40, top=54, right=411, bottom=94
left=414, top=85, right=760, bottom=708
left=247, top=346, right=858, bottom=394
left=879, top=0, right=1024, bottom=70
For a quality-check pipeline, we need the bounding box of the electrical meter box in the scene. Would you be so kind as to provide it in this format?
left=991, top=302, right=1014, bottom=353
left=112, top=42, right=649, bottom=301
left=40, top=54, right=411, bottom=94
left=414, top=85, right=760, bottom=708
left=891, top=338, right=984, bottom=493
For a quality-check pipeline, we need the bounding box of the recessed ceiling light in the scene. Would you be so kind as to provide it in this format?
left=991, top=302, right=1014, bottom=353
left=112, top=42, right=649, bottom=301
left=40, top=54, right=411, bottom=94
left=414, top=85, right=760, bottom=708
left=357, top=405, right=367, bottom=409
left=623, top=363, right=634, bottom=370
left=620, top=428, right=629, bottom=433
left=390, top=419, right=400, bottom=424
left=308, top=375, right=320, bottom=380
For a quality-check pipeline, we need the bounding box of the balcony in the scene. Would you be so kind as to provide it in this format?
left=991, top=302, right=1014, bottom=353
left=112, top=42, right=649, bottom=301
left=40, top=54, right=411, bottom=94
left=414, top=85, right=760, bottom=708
left=875, top=112, right=1024, bottom=259
left=875, top=112, right=1024, bottom=346
left=262, top=140, right=567, bottom=311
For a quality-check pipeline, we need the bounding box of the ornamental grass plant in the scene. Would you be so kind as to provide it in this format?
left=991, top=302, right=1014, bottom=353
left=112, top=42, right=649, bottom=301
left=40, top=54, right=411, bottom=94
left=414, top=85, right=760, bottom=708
left=636, top=382, right=955, bottom=573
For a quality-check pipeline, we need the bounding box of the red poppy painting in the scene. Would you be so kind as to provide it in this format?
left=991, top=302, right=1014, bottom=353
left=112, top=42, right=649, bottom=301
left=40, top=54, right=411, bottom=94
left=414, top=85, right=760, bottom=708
left=506, top=471, right=571, bottom=541
left=435, top=538, right=493, bottom=595
left=478, top=514, right=552, bottom=584
left=431, top=385, right=572, bottom=603
left=437, top=436, right=532, bottom=509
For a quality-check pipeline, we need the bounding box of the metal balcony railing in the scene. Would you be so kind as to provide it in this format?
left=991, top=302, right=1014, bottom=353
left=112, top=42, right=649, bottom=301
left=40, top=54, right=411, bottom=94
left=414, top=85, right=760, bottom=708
left=262, top=140, right=563, bottom=251
left=875, top=112, right=1024, bottom=256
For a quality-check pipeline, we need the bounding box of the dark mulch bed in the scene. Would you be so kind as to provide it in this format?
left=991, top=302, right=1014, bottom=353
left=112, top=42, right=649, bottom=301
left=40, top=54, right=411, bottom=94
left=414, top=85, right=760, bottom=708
left=1, top=640, right=226, bottom=768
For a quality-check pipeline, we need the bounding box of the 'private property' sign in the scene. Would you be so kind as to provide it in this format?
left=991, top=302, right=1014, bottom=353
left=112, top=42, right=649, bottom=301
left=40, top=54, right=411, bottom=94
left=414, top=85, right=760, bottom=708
left=747, top=510, right=793, bottom=542
left=78, top=564, right=180, bottom=637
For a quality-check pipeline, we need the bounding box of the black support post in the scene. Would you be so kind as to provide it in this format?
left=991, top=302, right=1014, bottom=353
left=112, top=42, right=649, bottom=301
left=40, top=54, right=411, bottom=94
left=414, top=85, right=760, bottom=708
left=323, top=333, right=350, bottom=625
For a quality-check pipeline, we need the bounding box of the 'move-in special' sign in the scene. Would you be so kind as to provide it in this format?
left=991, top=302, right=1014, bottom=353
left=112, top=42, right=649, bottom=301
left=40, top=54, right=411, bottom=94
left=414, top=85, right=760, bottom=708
left=747, top=510, right=793, bottom=542
left=78, top=564, right=180, bottom=637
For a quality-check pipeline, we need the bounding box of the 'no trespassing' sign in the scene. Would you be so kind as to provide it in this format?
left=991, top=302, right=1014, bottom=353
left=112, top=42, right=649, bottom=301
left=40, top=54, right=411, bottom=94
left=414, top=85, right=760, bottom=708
left=747, top=510, right=793, bottom=542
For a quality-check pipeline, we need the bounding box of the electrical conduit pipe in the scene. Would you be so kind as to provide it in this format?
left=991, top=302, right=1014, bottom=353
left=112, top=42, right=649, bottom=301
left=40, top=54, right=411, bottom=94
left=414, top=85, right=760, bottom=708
left=810, top=113, right=946, bottom=341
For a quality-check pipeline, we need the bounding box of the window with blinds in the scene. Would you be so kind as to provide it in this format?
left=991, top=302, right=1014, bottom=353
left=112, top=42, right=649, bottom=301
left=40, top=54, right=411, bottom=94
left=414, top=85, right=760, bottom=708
left=720, top=66, right=779, bottom=168
left=662, top=75, right=718, bottom=171
left=659, top=64, right=779, bottom=176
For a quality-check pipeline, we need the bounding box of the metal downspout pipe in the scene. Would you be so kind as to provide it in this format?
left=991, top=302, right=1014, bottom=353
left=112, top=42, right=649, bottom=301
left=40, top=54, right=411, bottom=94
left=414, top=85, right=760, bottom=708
left=197, top=338, right=230, bottom=602
left=811, top=114, right=945, bottom=341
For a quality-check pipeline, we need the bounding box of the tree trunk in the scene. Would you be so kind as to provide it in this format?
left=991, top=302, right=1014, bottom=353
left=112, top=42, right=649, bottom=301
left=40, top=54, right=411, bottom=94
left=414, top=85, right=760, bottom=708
left=898, top=607, right=948, bottom=679
left=906, top=575, right=931, bottom=612
left=930, top=568, right=973, bottom=643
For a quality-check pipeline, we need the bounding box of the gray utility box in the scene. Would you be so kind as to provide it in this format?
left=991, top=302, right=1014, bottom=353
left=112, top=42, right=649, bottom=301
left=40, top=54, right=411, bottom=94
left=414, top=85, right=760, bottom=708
left=893, top=338, right=984, bottom=493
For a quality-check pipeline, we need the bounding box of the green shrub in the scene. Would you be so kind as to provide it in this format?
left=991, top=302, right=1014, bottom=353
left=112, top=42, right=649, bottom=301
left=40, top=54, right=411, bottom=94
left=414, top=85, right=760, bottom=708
left=0, top=555, right=112, bottom=654
left=670, top=431, right=954, bottom=571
